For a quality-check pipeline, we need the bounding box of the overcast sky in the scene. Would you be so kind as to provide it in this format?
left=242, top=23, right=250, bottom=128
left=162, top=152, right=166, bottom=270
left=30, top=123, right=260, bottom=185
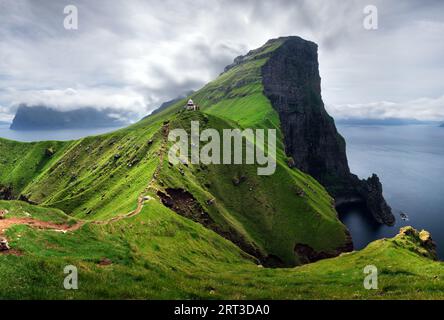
left=0, top=0, right=443, bottom=122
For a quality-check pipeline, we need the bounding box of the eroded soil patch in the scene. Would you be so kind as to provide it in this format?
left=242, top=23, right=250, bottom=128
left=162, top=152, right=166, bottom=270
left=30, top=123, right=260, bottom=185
left=0, top=217, right=83, bottom=254
left=157, top=188, right=267, bottom=265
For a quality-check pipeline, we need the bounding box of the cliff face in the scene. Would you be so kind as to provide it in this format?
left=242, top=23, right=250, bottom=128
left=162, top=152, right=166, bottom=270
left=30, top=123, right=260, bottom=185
left=260, top=37, right=395, bottom=225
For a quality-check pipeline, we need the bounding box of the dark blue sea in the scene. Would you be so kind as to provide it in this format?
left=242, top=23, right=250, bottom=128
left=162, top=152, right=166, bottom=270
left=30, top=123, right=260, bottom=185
left=338, top=124, right=444, bottom=258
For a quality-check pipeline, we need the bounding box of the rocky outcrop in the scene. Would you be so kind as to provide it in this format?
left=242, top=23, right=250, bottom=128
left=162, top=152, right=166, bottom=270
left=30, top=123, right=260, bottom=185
left=157, top=188, right=264, bottom=264
left=295, top=230, right=353, bottom=264
left=0, top=238, right=10, bottom=251
left=396, top=226, right=438, bottom=260
left=258, top=36, right=394, bottom=226
left=0, top=185, right=14, bottom=200
left=0, top=209, right=8, bottom=220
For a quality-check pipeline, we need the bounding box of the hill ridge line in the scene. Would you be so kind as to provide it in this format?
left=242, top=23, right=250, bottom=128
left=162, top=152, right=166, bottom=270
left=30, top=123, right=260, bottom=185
left=94, top=121, right=170, bottom=225
left=0, top=121, right=171, bottom=244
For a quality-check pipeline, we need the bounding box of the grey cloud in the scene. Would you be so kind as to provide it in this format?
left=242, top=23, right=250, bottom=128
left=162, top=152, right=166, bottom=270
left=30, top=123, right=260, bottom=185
left=0, top=0, right=443, bottom=121
left=327, top=95, right=444, bottom=121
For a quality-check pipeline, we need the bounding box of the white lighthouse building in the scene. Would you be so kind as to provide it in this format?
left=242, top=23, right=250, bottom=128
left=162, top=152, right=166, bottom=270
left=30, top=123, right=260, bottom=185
left=185, top=99, right=198, bottom=111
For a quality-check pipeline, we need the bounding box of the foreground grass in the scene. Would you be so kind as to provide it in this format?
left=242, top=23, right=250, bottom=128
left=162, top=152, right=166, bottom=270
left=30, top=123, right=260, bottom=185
left=0, top=200, right=442, bottom=299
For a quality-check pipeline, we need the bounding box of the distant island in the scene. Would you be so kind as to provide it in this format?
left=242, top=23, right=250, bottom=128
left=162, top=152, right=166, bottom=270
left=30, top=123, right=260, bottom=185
left=149, top=90, right=195, bottom=117
left=10, top=105, right=128, bottom=130
left=336, top=118, right=440, bottom=126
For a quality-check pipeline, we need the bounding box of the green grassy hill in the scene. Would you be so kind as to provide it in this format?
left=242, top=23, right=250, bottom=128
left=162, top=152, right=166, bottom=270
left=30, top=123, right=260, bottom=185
left=0, top=108, right=348, bottom=266
left=0, top=200, right=442, bottom=299
left=0, top=38, right=351, bottom=267
left=0, top=37, right=442, bottom=299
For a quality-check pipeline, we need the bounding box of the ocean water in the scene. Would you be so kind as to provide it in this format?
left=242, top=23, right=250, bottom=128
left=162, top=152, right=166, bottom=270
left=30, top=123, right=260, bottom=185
left=337, top=124, right=444, bottom=258
left=0, top=124, right=123, bottom=142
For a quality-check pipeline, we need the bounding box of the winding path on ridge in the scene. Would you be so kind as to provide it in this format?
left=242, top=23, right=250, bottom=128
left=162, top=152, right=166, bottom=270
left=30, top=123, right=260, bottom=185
left=0, top=217, right=84, bottom=254
left=0, top=218, right=82, bottom=236
left=97, top=121, right=170, bottom=224
left=0, top=122, right=170, bottom=250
